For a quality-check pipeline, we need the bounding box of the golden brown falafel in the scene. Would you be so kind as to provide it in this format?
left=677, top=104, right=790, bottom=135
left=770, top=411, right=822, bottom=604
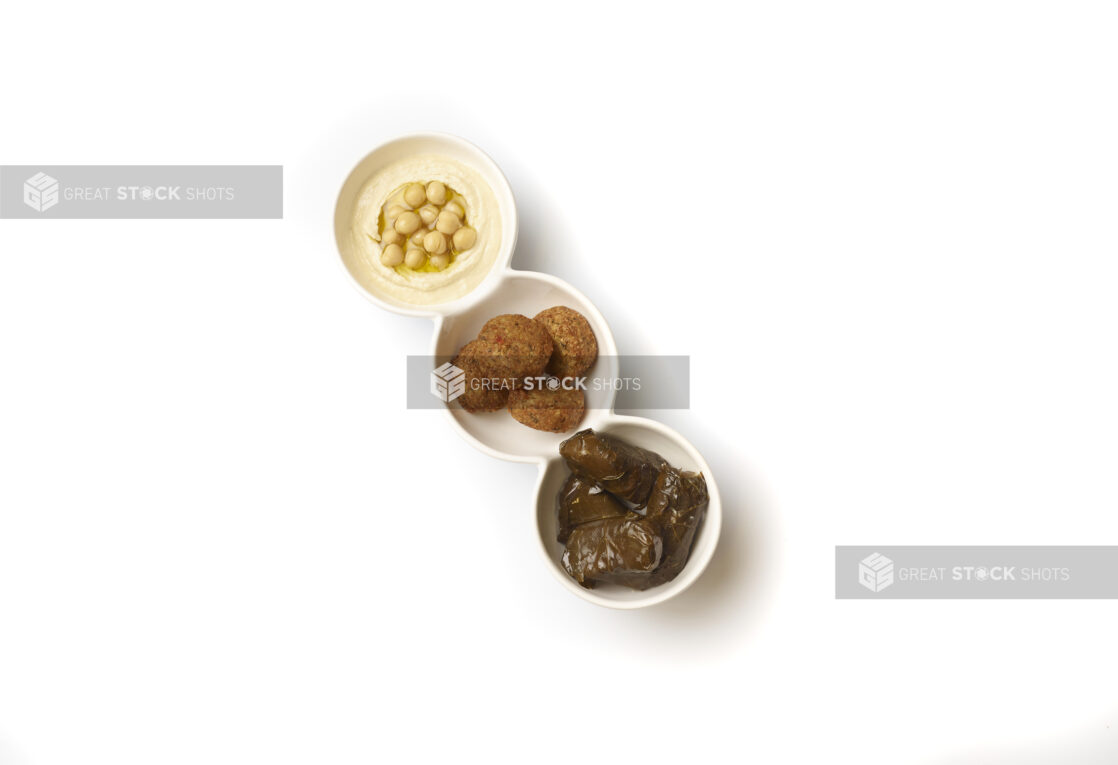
left=452, top=340, right=511, bottom=412
left=533, top=306, right=598, bottom=378
left=476, top=314, right=554, bottom=384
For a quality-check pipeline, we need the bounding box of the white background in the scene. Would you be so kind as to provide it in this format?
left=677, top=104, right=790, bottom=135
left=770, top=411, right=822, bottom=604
left=1, top=2, right=1117, bottom=763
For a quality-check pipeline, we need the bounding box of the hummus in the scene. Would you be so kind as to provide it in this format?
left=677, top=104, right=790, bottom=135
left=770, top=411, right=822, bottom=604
left=347, top=154, right=502, bottom=306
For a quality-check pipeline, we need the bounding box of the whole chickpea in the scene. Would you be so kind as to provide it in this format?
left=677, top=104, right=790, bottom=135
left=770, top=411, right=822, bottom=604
left=452, top=226, right=476, bottom=251
left=423, top=230, right=448, bottom=254
left=394, top=211, right=422, bottom=235
left=380, top=243, right=404, bottom=267
left=403, top=183, right=426, bottom=208
left=404, top=248, right=427, bottom=269
left=435, top=210, right=461, bottom=235
left=426, top=181, right=447, bottom=205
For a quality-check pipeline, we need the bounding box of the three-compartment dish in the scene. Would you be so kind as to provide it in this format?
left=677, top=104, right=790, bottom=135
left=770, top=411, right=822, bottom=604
left=334, top=133, right=721, bottom=609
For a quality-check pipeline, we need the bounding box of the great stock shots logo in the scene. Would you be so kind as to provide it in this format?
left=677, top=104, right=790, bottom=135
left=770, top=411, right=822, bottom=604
left=858, top=552, right=895, bottom=593
left=430, top=362, right=466, bottom=403
left=406, top=354, right=690, bottom=410
left=1, top=166, right=282, bottom=219
left=23, top=172, right=59, bottom=212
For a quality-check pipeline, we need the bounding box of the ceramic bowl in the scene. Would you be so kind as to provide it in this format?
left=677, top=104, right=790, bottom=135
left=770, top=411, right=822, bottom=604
left=334, top=133, right=721, bottom=608
left=333, top=132, right=518, bottom=317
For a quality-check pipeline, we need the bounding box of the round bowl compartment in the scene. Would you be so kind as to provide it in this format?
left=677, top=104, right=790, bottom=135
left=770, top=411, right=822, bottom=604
left=432, top=270, right=618, bottom=463
left=533, top=414, right=722, bottom=609
left=333, top=132, right=518, bottom=317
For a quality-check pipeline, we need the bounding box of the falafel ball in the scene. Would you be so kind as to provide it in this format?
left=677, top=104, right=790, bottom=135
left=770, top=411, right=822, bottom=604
left=508, top=383, right=586, bottom=433
left=452, top=340, right=510, bottom=412
left=476, top=314, right=554, bottom=384
left=533, top=306, right=598, bottom=378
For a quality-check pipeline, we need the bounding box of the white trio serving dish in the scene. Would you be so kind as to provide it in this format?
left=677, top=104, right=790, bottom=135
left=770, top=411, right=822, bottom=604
left=334, top=133, right=721, bottom=609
